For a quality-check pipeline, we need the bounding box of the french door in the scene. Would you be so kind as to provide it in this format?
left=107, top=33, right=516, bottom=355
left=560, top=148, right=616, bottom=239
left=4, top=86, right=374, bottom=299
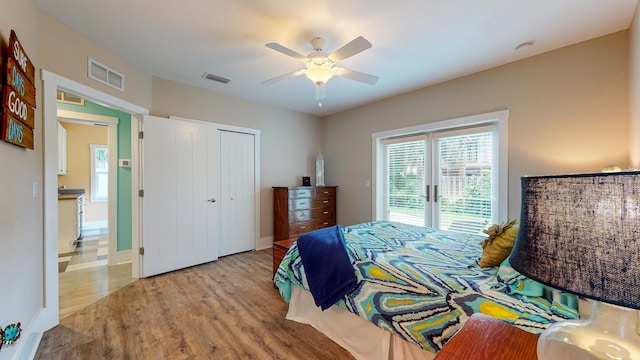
left=383, top=125, right=496, bottom=234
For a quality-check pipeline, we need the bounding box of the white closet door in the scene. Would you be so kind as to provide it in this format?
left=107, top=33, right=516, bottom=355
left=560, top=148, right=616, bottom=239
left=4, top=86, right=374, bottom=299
left=219, top=130, right=255, bottom=257
left=140, top=115, right=219, bottom=277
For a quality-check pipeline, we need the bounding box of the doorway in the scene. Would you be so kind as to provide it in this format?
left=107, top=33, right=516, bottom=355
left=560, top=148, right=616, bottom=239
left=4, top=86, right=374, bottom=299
left=56, top=110, right=127, bottom=318
left=372, top=110, right=510, bottom=236
left=41, top=70, right=149, bottom=329
left=381, top=125, right=497, bottom=234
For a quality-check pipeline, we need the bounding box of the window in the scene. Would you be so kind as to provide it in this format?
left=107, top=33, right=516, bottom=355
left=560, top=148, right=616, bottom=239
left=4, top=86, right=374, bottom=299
left=434, top=126, right=495, bottom=234
left=373, top=110, right=508, bottom=235
left=384, top=135, right=427, bottom=226
left=91, top=144, right=108, bottom=202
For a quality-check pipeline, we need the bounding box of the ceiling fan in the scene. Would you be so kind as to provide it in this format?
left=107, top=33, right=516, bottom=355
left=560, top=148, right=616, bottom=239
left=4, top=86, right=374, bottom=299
left=262, top=36, right=379, bottom=104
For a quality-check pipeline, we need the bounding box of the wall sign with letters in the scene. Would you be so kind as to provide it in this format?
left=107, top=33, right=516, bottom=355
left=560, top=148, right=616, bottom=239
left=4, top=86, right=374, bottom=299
left=1, top=30, right=36, bottom=149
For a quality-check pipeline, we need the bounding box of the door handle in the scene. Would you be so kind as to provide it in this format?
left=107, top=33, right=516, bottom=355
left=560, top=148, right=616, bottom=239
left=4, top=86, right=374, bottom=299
left=425, top=185, right=430, bottom=202
left=208, top=198, right=216, bottom=203
left=434, top=185, right=438, bottom=203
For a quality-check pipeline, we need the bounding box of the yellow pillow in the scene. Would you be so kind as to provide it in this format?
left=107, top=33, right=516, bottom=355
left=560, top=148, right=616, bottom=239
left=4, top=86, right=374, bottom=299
left=479, top=219, right=519, bottom=268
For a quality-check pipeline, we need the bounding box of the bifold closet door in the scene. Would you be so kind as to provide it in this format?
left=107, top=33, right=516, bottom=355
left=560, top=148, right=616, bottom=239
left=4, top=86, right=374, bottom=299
left=219, top=130, right=255, bottom=257
left=140, top=115, right=220, bottom=277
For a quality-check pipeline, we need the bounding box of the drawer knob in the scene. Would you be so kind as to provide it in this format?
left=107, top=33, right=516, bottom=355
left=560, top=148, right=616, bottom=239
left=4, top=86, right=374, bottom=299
left=323, top=200, right=329, bottom=203
left=323, top=211, right=329, bottom=215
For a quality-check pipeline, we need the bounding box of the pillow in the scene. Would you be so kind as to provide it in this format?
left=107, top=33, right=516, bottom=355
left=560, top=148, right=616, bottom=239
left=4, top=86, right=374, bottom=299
left=479, top=219, right=518, bottom=268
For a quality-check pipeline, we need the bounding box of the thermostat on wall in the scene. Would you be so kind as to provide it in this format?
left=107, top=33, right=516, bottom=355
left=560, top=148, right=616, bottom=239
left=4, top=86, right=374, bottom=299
left=119, top=159, right=132, bottom=168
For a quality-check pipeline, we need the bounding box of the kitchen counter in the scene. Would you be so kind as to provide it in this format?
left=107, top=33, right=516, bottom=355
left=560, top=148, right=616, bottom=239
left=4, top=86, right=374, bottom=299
left=58, top=193, right=84, bottom=200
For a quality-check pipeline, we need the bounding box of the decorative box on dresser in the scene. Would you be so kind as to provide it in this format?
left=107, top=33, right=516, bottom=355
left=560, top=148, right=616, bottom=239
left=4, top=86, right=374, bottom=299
left=273, top=186, right=337, bottom=241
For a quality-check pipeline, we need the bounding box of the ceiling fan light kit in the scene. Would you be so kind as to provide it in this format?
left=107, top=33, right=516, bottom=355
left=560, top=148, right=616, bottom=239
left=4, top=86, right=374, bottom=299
left=263, top=35, right=379, bottom=104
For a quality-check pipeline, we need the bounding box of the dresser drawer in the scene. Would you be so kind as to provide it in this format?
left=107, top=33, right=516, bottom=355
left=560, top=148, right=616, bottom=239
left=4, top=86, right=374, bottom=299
left=314, top=187, right=336, bottom=197
left=288, top=188, right=314, bottom=199
left=289, top=218, right=337, bottom=237
left=310, top=196, right=335, bottom=208
left=290, top=207, right=336, bottom=222
left=289, top=196, right=336, bottom=210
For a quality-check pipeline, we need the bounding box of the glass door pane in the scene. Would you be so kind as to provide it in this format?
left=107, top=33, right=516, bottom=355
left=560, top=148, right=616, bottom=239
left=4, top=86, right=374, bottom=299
left=383, top=136, right=427, bottom=226
left=433, top=127, right=495, bottom=235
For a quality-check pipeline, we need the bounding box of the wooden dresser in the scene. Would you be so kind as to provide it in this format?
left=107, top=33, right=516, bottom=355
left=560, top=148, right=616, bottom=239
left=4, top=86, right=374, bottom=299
left=273, top=186, right=337, bottom=241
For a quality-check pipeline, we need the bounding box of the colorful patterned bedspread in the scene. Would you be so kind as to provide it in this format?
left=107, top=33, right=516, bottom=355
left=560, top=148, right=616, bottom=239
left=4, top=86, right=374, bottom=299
left=274, top=221, right=578, bottom=353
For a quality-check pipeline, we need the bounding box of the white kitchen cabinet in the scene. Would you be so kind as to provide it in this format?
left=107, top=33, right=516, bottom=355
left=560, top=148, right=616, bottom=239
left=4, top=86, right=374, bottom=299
left=58, top=122, right=67, bottom=175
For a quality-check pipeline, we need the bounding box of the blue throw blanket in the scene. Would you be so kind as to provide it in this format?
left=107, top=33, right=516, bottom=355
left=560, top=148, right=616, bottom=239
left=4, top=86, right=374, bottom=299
left=296, top=225, right=358, bottom=310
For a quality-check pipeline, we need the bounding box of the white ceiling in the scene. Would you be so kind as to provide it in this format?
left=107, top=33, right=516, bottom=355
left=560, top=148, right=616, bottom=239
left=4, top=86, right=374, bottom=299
left=35, top=0, right=638, bottom=117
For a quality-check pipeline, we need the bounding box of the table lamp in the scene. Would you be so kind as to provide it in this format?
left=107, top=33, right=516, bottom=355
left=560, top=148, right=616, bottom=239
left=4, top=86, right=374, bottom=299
left=510, top=172, right=640, bottom=360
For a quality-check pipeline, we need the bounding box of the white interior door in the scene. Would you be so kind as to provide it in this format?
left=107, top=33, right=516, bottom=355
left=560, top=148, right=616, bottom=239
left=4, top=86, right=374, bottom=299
left=140, top=115, right=219, bottom=277
left=219, top=130, right=255, bottom=257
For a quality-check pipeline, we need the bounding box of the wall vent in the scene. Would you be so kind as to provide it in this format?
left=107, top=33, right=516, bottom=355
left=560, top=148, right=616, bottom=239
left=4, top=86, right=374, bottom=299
left=88, top=57, right=125, bottom=91
left=57, top=90, right=85, bottom=106
left=203, top=72, right=231, bottom=84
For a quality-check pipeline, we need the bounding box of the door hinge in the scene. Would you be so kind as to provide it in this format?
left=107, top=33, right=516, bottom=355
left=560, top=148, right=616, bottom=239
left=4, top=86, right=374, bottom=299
left=138, top=131, right=144, bottom=139
left=139, top=189, right=144, bottom=197
left=139, top=247, right=145, bottom=255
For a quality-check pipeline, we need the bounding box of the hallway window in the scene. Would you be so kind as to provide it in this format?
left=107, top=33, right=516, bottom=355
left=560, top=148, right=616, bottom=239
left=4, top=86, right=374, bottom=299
left=91, top=144, right=108, bottom=202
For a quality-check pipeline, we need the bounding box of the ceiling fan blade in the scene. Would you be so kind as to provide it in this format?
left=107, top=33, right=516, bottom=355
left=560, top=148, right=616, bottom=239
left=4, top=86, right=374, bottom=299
left=329, top=36, right=372, bottom=62
left=265, top=43, right=307, bottom=60
left=262, top=69, right=306, bottom=85
left=335, top=67, right=379, bottom=85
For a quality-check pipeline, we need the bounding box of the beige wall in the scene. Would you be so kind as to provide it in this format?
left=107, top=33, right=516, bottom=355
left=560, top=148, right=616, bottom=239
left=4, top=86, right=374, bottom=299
left=58, top=122, right=109, bottom=222
left=151, top=78, right=323, bottom=239
left=37, top=8, right=324, bottom=240
left=0, top=1, right=43, bottom=358
left=323, top=31, right=629, bottom=226
left=37, top=11, right=153, bottom=110
left=631, top=3, right=640, bottom=168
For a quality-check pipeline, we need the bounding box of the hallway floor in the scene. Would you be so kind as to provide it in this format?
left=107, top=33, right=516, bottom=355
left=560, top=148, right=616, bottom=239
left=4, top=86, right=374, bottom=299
left=58, top=235, right=108, bottom=273
left=58, top=232, right=134, bottom=319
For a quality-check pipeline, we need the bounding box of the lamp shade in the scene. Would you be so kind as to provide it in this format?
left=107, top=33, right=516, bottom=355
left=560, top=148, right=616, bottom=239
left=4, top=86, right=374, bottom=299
left=510, top=172, right=640, bottom=310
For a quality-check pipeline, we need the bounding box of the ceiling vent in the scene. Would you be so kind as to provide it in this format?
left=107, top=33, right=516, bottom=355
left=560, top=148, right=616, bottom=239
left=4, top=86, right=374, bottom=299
left=88, top=57, right=124, bottom=91
left=203, top=72, right=231, bottom=84
left=57, top=90, right=85, bottom=106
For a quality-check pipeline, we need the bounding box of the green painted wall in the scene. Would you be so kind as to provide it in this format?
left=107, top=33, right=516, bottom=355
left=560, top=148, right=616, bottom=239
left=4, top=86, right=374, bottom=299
left=58, top=101, right=132, bottom=252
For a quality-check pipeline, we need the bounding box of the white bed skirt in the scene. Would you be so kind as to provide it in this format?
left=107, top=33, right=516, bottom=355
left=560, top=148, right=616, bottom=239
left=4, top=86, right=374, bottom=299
left=286, top=286, right=436, bottom=360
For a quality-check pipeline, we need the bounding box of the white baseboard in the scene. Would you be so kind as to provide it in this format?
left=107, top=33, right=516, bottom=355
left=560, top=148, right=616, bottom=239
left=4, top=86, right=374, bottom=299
left=9, top=309, right=45, bottom=360
left=256, top=235, right=273, bottom=251
left=108, top=249, right=132, bottom=266
left=82, top=220, right=107, bottom=231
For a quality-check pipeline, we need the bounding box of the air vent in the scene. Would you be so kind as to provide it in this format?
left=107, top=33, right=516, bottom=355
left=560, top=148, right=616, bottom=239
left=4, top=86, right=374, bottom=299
left=203, top=72, right=231, bottom=84
left=88, top=57, right=125, bottom=91
left=57, top=90, right=85, bottom=105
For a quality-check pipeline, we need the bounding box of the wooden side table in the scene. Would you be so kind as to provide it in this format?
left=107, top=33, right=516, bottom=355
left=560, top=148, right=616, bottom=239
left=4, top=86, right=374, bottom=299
left=273, top=237, right=298, bottom=286
left=435, top=313, right=538, bottom=360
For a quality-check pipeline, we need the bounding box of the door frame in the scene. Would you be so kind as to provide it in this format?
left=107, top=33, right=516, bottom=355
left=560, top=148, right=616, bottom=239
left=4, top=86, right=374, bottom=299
left=57, top=110, right=120, bottom=264
left=40, top=70, right=148, bottom=331
left=371, top=109, right=509, bottom=223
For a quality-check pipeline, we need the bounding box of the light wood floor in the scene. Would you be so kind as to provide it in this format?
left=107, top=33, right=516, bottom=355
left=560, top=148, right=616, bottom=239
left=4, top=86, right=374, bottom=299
left=36, top=249, right=354, bottom=359
left=59, top=262, right=134, bottom=319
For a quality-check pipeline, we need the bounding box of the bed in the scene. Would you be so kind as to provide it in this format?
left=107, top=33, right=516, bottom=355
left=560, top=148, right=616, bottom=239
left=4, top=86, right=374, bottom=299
left=274, top=221, right=578, bottom=359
